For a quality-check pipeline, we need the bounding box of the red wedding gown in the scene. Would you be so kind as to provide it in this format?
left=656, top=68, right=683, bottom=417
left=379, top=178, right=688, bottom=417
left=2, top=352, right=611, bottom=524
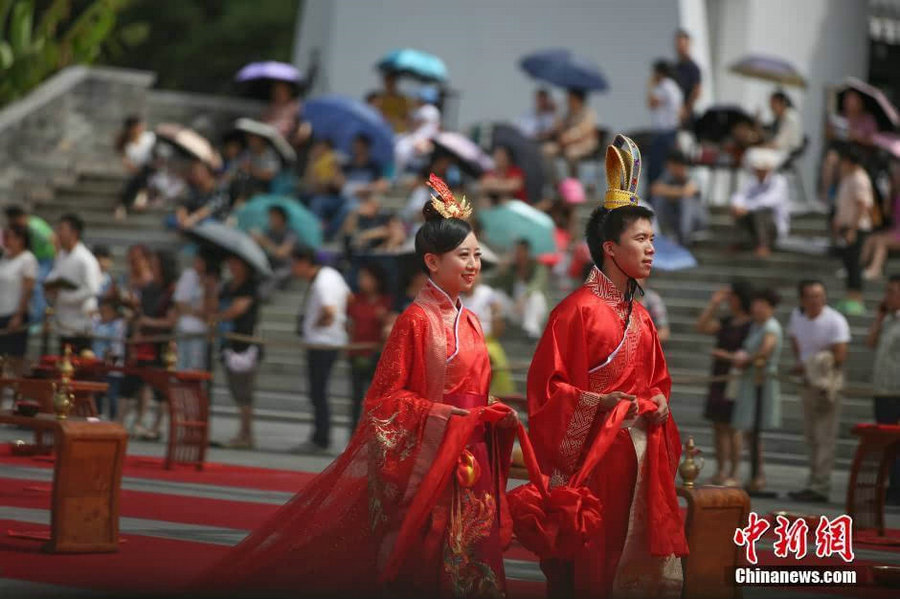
left=195, top=279, right=516, bottom=598
left=527, top=267, right=688, bottom=598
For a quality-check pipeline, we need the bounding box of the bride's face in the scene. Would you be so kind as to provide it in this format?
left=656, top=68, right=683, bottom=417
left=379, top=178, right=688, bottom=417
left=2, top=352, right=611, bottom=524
left=426, top=232, right=482, bottom=297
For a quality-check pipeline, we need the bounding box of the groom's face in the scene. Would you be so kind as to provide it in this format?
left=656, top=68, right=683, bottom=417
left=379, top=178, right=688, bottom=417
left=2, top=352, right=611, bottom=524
left=605, top=217, right=655, bottom=279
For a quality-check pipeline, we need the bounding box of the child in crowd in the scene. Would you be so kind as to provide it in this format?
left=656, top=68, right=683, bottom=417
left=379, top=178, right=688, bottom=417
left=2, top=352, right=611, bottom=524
left=92, top=298, right=126, bottom=421
left=93, top=245, right=117, bottom=303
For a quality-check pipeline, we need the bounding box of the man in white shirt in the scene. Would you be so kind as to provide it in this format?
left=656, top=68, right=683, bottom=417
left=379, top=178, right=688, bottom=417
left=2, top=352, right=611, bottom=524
left=291, top=246, right=350, bottom=453
left=517, top=88, right=558, bottom=141
left=787, top=280, right=850, bottom=503
left=46, top=214, right=102, bottom=354
left=647, top=60, right=684, bottom=184
left=730, top=148, right=791, bottom=257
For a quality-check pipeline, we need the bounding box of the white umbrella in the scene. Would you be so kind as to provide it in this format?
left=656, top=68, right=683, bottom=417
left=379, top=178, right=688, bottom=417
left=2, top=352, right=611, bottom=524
left=234, top=118, right=297, bottom=164
left=155, top=123, right=222, bottom=170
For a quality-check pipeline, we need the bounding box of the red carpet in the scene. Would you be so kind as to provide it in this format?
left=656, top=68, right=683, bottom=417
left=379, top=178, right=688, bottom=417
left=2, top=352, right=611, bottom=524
left=2, top=442, right=900, bottom=597
left=0, top=519, right=228, bottom=594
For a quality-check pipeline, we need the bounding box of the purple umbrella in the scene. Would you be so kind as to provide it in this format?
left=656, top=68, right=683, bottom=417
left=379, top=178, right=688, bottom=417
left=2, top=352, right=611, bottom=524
left=729, top=54, right=806, bottom=88
left=235, top=61, right=304, bottom=84
left=872, top=132, right=900, bottom=160
left=235, top=61, right=305, bottom=100
left=837, top=78, right=899, bottom=133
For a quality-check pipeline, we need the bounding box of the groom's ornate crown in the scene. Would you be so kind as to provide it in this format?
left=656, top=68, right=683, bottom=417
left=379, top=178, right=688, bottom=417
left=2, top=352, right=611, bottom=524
left=603, top=134, right=642, bottom=211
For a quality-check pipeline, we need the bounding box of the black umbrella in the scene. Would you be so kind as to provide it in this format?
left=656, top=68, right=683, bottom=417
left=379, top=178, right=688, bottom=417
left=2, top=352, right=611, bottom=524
left=490, top=123, right=545, bottom=204
left=185, top=221, right=273, bottom=277
left=694, top=106, right=756, bottom=143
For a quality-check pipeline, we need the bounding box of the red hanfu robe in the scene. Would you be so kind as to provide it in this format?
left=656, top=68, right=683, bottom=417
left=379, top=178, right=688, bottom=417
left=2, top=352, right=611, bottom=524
left=527, top=267, right=688, bottom=598
left=194, top=279, right=515, bottom=599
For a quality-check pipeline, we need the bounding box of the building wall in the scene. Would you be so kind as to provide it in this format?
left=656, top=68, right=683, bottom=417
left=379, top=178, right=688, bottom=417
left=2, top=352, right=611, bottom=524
left=295, top=0, right=683, bottom=133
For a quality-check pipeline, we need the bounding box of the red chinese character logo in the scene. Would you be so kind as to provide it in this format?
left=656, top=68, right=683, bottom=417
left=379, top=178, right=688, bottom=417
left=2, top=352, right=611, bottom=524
left=734, top=511, right=770, bottom=564
left=814, top=515, right=854, bottom=562
left=772, top=515, right=809, bottom=559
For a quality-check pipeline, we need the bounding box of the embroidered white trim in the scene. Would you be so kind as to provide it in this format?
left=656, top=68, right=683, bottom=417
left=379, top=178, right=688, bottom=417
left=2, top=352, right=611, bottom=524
left=426, top=278, right=463, bottom=362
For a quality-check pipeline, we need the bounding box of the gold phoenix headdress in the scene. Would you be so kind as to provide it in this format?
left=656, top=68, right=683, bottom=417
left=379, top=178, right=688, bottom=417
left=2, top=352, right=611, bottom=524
left=603, top=134, right=642, bottom=211
left=427, top=173, right=473, bottom=221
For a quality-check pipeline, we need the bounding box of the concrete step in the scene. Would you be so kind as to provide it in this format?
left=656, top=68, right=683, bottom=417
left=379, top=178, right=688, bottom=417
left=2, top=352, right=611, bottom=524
left=207, top=384, right=863, bottom=468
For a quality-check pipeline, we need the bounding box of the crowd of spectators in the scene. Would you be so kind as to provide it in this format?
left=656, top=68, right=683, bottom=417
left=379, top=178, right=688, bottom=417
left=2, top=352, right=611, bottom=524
left=1, top=26, right=898, bottom=465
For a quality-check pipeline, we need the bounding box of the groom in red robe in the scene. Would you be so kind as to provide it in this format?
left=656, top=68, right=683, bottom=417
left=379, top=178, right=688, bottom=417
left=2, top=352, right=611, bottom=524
left=527, top=135, right=688, bottom=598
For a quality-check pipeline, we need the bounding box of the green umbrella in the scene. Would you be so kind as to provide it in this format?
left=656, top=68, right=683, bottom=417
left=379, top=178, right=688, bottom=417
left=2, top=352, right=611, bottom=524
left=234, top=194, right=322, bottom=249
left=478, top=200, right=556, bottom=255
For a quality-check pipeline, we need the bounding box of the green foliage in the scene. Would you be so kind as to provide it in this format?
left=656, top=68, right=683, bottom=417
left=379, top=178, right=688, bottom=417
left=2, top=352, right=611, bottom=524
left=103, top=0, right=300, bottom=95
left=0, top=0, right=145, bottom=106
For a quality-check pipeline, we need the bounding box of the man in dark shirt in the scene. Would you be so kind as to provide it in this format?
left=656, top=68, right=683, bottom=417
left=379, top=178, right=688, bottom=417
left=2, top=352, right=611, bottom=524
left=674, top=29, right=702, bottom=126
left=173, top=160, right=231, bottom=229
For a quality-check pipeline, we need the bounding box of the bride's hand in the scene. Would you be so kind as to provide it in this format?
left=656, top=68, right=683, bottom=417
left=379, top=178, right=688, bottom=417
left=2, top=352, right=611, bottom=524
left=450, top=407, right=470, bottom=416
left=498, top=409, right=519, bottom=429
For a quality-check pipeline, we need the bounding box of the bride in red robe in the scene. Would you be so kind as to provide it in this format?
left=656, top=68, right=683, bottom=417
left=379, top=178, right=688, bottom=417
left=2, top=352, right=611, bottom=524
left=194, top=175, right=517, bottom=598
left=526, top=136, right=688, bottom=598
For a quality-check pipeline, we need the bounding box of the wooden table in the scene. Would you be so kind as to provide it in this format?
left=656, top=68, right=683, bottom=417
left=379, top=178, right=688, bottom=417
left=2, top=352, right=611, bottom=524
left=1, top=410, right=127, bottom=552
left=0, top=377, right=108, bottom=417
left=678, top=485, right=750, bottom=599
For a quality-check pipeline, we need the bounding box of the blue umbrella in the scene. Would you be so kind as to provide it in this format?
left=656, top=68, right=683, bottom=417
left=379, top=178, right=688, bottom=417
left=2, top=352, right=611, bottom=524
left=377, top=48, right=448, bottom=83
left=303, top=95, right=395, bottom=168
left=234, top=194, right=323, bottom=249
left=478, top=200, right=556, bottom=255
left=650, top=235, right=697, bottom=271
left=520, top=49, right=608, bottom=92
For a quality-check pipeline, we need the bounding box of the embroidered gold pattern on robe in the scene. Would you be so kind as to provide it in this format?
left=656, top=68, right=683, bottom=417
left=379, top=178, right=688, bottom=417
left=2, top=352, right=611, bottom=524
left=443, top=487, right=503, bottom=598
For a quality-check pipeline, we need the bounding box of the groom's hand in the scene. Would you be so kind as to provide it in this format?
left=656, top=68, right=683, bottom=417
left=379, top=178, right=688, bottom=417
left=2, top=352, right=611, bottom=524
left=599, top=391, right=637, bottom=417
left=649, top=394, right=669, bottom=424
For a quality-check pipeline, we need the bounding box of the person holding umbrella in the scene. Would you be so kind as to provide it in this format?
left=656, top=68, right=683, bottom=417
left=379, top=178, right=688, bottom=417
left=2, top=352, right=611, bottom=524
left=370, top=71, right=412, bottom=134
left=215, top=255, right=261, bottom=449
left=820, top=88, right=880, bottom=204
left=762, top=90, right=803, bottom=156
left=262, top=81, right=301, bottom=140
left=235, top=61, right=305, bottom=140
left=541, top=88, right=598, bottom=183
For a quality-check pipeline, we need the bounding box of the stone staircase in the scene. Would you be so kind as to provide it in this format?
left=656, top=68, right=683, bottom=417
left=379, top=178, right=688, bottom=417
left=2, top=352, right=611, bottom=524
left=30, top=165, right=900, bottom=468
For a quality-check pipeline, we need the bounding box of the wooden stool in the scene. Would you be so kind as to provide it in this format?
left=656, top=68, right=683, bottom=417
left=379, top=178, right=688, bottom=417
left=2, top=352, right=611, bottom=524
left=678, top=486, right=750, bottom=599
left=847, top=423, right=900, bottom=539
